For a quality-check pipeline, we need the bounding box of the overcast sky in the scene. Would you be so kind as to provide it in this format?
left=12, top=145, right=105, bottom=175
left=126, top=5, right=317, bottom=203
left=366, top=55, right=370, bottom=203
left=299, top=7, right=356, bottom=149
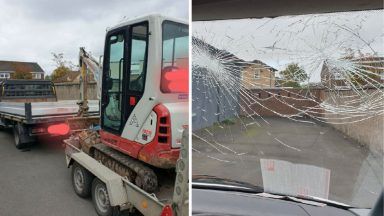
left=193, top=10, right=384, bottom=82
left=0, top=0, right=188, bottom=74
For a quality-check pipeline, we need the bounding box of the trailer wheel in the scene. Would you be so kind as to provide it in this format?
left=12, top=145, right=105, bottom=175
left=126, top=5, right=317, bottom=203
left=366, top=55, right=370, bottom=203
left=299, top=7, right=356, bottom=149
left=92, top=178, right=119, bottom=216
left=72, top=162, right=93, bottom=198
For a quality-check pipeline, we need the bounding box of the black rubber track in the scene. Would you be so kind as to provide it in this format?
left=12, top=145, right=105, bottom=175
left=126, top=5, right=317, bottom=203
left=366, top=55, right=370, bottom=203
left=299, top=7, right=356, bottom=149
left=92, top=144, right=158, bottom=193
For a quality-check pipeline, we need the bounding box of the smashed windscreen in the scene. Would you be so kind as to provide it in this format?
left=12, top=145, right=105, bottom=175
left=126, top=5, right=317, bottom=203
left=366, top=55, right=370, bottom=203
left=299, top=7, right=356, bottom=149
left=192, top=10, right=383, bottom=208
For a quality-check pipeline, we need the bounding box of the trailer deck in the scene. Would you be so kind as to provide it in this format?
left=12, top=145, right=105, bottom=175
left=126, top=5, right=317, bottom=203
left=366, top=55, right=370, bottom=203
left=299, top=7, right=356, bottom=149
left=0, top=100, right=99, bottom=124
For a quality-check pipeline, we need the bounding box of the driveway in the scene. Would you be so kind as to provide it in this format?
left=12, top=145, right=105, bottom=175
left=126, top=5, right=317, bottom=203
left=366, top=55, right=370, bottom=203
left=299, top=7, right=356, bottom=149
left=0, top=129, right=96, bottom=216
left=192, top=117, right=383, bottom=208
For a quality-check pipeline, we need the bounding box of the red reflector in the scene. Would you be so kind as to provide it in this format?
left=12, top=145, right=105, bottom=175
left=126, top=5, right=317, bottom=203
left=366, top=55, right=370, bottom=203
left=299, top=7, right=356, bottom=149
left=130, top=96, right=136, bottom=105
left=47, top=123, right=70, bottom=135
left=160, top=204, right=173, bottom=216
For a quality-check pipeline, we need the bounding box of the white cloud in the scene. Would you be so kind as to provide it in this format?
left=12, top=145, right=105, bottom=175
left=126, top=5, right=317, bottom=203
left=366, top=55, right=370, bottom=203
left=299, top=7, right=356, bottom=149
left=0, top=0, right=188, bottom=74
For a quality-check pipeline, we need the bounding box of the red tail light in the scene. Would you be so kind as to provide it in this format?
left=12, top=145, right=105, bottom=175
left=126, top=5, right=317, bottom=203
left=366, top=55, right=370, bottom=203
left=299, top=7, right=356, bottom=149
left=160, top=204, right=173, bottom=216
left=47, top=123, right=70, bottom=135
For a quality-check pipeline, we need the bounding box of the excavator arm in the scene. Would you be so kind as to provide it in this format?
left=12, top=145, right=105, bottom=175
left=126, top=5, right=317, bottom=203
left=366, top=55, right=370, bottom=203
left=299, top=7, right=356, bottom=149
left=78, top=47, right=102, bottom=117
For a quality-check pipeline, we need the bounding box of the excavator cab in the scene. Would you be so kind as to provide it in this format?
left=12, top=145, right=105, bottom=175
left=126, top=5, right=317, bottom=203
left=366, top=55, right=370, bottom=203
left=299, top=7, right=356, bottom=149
left=99, top=15, right=189, bottom=170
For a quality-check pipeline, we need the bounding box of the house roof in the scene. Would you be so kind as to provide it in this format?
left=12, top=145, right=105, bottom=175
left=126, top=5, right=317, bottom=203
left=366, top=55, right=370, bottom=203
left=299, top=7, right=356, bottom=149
left=193, top=37, right=243, bottom=64
left=246, top=59, right=277, bottom=72
left=0, top=60, right=44, bottom=72
left=321, top=56, right=384, bottom=77
left=193, top=37, right=276, bottom=71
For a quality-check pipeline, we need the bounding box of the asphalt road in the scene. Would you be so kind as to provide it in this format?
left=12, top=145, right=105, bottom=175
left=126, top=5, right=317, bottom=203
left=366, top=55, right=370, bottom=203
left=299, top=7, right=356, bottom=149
left=192, top=117, right=383, bottom=208
left=0, top=128, right=96, bottom=216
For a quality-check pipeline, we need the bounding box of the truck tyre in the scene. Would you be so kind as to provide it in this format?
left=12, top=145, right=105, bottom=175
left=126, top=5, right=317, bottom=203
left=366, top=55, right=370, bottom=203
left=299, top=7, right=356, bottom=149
left=13, top=123, right=35, bottom=149
left=13, top=124, right=26, bottom=149
left=72, top=162, right=93, bottom=198
left=92, top=178, right=120, bottom=216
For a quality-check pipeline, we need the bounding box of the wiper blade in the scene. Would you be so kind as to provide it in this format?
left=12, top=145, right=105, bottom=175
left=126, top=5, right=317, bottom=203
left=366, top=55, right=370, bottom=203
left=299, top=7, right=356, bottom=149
left=192, top=175, right=264, bottom=194
left=193, top=182, right=263, bottom=194
left=193, top=181, right=261, bottom=190
left=193, top=175, right=261, bottom=187
left=255, top=192, right=351, bottom=209
left=298, top=195, right=351, bottom=208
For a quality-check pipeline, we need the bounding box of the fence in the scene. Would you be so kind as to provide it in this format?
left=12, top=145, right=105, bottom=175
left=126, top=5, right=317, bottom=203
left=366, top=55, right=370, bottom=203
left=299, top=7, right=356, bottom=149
left=239, top=88, right=324, bottom=117
left=54, top=82, right=98, bottom=100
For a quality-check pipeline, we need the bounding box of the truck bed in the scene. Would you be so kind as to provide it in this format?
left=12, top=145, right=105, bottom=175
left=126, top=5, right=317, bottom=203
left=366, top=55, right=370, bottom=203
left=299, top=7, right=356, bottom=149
left=0, top=100, right=99, bottom=124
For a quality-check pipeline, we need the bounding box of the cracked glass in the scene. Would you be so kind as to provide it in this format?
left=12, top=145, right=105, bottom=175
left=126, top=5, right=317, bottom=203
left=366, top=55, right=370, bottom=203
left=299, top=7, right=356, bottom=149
left=192, top=9, right=384, bottom=208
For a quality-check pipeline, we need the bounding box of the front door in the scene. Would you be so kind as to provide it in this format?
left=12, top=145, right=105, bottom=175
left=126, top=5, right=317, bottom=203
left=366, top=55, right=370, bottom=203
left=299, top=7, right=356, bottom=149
left=101, top=30, right=126, bottom=133
left=101, top=23, right=148, bottom=135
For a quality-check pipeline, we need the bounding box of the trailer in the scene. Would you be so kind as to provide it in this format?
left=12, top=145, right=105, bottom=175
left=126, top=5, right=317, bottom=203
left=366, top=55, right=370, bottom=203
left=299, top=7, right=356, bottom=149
left=64, top=130, right=189, bottom=216
left=62, top=14, right=189, bottom=216
left=0, top=79, right=99, bottom=148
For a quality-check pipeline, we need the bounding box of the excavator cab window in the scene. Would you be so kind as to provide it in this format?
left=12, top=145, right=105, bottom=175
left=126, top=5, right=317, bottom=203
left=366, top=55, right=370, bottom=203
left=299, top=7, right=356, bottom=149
left=128, top=25, right=148, bottom=93
left=161, top=21, right=189, bottom=93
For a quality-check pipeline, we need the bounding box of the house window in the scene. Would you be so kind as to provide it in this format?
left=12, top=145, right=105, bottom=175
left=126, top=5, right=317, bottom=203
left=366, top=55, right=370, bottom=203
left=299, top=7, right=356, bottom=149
left=0, top=73, right=10, bottom=79
left=254, top=69, right=261, bottom=79
left=33, top=73, right=42, bottom=79
left=333, top=71, right=344, bottom=80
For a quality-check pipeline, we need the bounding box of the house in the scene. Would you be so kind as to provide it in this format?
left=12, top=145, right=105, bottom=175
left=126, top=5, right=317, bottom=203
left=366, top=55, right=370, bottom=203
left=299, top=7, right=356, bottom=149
left=0, top=60, right=44, bottom=80
left=241, top=60, right=277, bottom=89
left=358, top=56, right=384, bottom=84
left=321, top=56, right=384, bottom=89
left=320, top=60, right=348, bottom=89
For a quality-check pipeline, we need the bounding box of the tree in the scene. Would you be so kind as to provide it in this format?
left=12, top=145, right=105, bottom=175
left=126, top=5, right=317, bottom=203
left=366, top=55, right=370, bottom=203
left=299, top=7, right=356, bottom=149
left=11, top=63, right=32, bottom=79
left=11, top=71, right=32, bottom=79
left=44, top=74, right=51, bottom=80
left=279, top=63, right=308, bottom=88
left=51, top=65, right=71, bottom=82
left=50, top=52, right=74, bottom=82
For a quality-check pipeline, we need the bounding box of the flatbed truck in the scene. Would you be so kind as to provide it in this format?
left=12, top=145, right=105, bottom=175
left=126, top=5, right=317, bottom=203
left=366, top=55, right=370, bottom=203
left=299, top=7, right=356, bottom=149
left=0, top=79, right=99, bottom=148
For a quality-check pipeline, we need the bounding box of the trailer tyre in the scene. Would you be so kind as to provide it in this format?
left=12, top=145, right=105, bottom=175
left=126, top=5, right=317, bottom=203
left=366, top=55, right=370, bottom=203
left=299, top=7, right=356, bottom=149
left=92, top=178, right=119, bottom=216
left=72, top=162, right=93, bottom=198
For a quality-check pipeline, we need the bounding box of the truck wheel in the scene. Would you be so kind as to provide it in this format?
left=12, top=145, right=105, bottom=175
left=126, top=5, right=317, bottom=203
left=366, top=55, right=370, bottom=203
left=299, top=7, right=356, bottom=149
left=13, top=125, right=25, bottom=149
left=92, top=178, right=119, bottom=216
left=72, top=162, right=93, bottom=198
left=13, top=123, right=35, bottom=149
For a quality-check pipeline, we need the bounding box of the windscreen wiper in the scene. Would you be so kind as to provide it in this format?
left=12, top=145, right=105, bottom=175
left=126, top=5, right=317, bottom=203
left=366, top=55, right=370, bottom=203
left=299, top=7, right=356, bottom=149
left=192, top=175, right=263, bottom=193
left=255, top=192, right=352, bottom=209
